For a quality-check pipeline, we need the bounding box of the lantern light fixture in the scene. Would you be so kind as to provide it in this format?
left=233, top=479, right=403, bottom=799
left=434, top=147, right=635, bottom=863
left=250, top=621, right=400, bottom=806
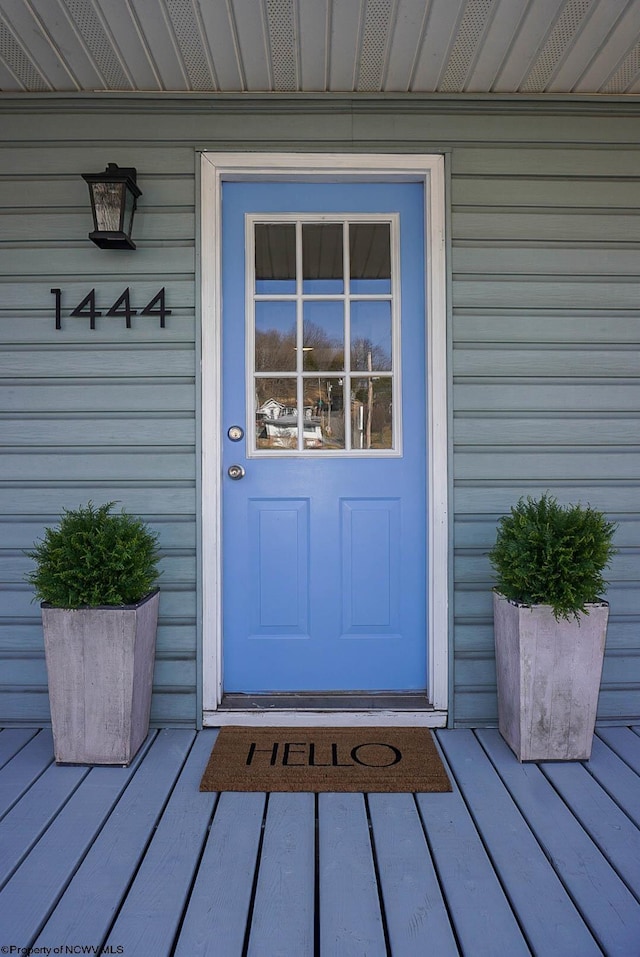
left=81, top=163, right=142, bottom=249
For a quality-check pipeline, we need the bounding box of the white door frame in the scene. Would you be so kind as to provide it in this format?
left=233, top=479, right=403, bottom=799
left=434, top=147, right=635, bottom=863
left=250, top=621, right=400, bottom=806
left=200, top=152, right=448, bottom=727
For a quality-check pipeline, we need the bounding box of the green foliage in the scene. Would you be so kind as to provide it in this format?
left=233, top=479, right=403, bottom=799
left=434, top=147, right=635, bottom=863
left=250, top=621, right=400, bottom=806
left=26, top=501, right=160, bottom=608
left=488, top=493, right=617, bottom=621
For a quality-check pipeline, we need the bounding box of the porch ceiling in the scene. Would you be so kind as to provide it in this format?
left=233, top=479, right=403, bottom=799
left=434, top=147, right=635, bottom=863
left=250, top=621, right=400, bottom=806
left=0, top=0, right=639, bottom=97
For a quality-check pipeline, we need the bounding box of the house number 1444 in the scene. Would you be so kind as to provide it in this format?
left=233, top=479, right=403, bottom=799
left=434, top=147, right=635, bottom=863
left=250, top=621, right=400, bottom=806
left=51, top=287, right=171, bottom=330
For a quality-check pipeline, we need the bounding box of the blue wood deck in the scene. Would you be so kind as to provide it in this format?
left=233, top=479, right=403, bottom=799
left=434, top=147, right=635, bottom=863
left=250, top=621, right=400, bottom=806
left=1, top=726, right=639, bottom=956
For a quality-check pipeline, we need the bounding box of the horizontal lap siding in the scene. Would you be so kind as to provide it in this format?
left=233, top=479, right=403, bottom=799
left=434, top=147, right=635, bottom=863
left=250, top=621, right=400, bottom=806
left=1, top=97, right=639, bottom=728
left=0, top=140, right=197, bottom=726
left=452, top=142, right=640, bottom=727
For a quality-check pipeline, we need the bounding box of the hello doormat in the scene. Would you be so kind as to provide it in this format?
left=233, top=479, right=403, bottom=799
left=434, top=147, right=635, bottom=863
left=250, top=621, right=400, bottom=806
left=199, top=727, right=451, bottom=793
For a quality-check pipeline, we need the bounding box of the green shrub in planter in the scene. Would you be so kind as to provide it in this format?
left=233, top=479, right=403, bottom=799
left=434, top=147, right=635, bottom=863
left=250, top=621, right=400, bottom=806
left=26, top=501, right=160, bottom=608
left=488, top=492, right=617, bottom=621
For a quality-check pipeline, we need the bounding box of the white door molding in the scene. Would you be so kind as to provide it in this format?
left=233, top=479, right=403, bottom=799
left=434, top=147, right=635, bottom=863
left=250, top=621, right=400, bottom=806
left=200, top=152, right=448, bottom=727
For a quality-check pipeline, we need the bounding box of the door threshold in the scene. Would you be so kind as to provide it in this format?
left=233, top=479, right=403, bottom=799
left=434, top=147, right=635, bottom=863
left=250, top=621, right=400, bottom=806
left=204, top=694, right=447, bottom=728
left=221, top=693, right=432, bottom=711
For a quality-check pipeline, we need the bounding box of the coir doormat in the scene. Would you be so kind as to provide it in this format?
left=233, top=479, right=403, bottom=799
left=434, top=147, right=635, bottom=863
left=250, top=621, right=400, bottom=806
left=199, top=727, right=451, bottom=793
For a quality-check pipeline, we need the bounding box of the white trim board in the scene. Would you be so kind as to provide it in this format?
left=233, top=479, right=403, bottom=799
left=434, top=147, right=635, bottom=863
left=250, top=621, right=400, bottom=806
left=210, top=710, right=448, bottom=728
left=200, top=152, right=448, bottom=727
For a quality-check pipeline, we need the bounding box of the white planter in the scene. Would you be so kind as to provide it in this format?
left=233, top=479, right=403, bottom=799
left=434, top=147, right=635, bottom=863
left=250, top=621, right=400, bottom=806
left=42, top=590, right=159, bottom=765
left=493, top=591, right=609, bottom=761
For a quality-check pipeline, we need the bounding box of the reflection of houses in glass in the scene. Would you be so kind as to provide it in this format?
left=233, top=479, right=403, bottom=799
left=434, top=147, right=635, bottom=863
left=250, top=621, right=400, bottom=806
left=257, top=397, right=291, bottom=419
left=256, top=398, right=323, bottom=448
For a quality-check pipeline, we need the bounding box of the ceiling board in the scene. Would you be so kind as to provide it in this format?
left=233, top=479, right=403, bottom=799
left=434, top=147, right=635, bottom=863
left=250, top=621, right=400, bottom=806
left=233, top=0, right=271, bottom=91
left=131, top=0, right=191, bottom=91
left=411, top=0, right=469, bottom=91
left=96, top=0, right=160, bottom=90
left=164, top=0, right=216, bottom=91
left=546, top=0, right=629, bottom=92
left=465, top=0, right=529, bottom=91
left=299, top=0, right=329, bottom=91
left=1, top=0, right=70, bottom=90
left=328, top=0, right=361, bottom=91
left=30, top=0, right=119, bottom=90
left=198, top=1, right=243, bottom=90
left=0, top=0, right=639, bottom=96
left=492, top=0, right=568, bottom=91
left=385, top=0, right=429, bottom=91
left=575, top=1, right=640, bottom=91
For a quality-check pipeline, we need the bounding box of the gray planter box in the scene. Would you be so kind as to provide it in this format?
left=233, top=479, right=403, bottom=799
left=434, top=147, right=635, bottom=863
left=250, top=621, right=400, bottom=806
left=42, top=589, right=159, bottom=765
left=493, top=591, right=609, bottom=762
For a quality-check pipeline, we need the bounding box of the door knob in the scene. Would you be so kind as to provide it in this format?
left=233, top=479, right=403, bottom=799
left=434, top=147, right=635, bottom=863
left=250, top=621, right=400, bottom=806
left=228, top=464, right=245, bottom=480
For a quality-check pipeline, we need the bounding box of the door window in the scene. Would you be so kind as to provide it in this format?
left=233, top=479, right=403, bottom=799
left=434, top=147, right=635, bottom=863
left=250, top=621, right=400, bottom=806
left=250, top=216, right=399, bottom=455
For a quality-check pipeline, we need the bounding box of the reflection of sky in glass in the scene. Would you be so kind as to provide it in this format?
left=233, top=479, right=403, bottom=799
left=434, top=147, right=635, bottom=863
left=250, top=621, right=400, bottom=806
left=255, top=300, right=296, bottom=336
left=302, top=278, right=343, bottom=294
left=350, top=301, right=392, bottom=371
left=256, top=279, right=296, bottom=294
left=302, top=279, right=344, bottom=296
left=350, top=278, right=391, bottom=294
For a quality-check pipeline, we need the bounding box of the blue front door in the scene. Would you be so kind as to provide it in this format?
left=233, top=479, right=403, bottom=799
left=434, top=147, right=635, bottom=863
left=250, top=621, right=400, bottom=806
left=222, top=181, right=427, bottom=693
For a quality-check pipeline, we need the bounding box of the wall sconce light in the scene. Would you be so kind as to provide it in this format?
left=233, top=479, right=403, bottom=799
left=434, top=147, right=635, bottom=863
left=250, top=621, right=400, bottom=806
left=81, top=163, right=142, bottom=249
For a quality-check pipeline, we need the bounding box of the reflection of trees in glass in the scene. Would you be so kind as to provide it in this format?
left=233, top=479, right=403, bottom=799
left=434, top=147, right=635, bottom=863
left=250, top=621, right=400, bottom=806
left=254, top=323, right=392, bottom=450
left=256, top=327, right=390, bottom=375
left=352, top=377, right=392, bottom=449
left=351, top=337, right=391, bottom=372
left=255, top=322, right=344, bottom=373
left=302, top=321, right=344, bottom=371
left=254, top=329, right=296, bottom=372
left=255, top=377, right=297, bottom=409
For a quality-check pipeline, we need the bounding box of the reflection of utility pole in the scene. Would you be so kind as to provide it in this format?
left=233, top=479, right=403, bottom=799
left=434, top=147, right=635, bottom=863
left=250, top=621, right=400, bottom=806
left=366, top=350, right=373, bottom=450
left=327, top=380, right=332, bottom=434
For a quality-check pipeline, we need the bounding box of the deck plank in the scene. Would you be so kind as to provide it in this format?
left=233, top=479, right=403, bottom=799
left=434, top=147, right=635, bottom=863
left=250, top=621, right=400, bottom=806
left=415, top=760, right=531, bottom=957
left=0, top=728, right=38, bottom=769
left=174, top=791, right=266, bottom=957
left=318, top=793, right=387, bottom=956
left=1, top=725, right=640, bottom=956
left=367, top=792, right=459, bottom=957
left=247, top=792, right=316, bottom=957
left=439, top=730, right=601, bottom=957
left=0, top=732, right=157, bottom=945
left=34, top=729, right=196, bottom=948
left=478, top=728, right=640, bottom=957
left=0, top=729, right=53, bottom=817
left=587, top=736, right=640, bottom=826
left=103, top=730, right=218, bottom=957
left=542, top=757, right=640, bottom=895
left=596, top=726, right=640, bottom=775
left=0, top=760, right=89, bottom=890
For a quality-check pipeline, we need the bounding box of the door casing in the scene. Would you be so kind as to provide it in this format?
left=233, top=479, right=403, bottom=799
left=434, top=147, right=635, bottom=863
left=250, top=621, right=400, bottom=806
left=200, top=152, right=448, bottom=727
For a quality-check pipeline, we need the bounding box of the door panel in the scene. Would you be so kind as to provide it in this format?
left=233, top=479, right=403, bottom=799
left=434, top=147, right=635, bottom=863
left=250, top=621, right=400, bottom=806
left=249, top=498, right=309, bottom=634
left=222, top=181, right=427, bottom=693
left=341, top=498, right=400, bottom=633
